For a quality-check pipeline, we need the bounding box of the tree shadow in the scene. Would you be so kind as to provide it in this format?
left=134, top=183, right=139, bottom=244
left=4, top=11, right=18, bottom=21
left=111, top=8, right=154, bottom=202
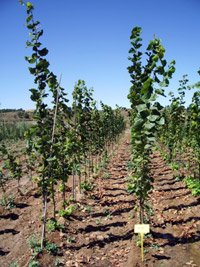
left=106, top=175, right=126, bottom=179
left=102, top=187, right=127, bottom=192
left=156, top=177, right=175, bottom=183
left=152, top=230, right=200, bottom=247
left=164, top=191, right=190, bottom=200
left=154, top=216, right=200, bottom=228
left=101, top=199, right=134, bottom=207
left=91, top=206, right=133, bottom=218
left=0, top=229, right=20, bottom=235
left=157, top=170, right=172, bottom=175
left=66, top=229, right=134, bottom=250
left=111, top=167, right=127, bottom=172
left=33, top=192, right=42, bottom=198
left=158, top=180, right=180, bottom=187
left=0, top=213, right=19, bottom=220
left=102, top=192, right=127, bottom=198
left=0, top=248, right=9, bottom=256
left=163, top=199, right=200, bottom=211
left=15, top=203, right=30, bottom=209
left=112, top=181, right=127, bottom=185
left=78, top=221, right=127, bottom=233
left=152, top=254, right=171, bottom=260
left=156, top=186, right=186, bottom=192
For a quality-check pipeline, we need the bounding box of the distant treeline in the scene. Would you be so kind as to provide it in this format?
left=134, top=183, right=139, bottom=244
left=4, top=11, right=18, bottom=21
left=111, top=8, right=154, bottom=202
left=0, top=108, right=24, bottom=113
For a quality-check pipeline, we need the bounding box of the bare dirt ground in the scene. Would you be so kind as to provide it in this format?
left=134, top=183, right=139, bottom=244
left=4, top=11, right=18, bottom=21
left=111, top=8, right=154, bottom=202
left=1, top=132, right=200, bottom=267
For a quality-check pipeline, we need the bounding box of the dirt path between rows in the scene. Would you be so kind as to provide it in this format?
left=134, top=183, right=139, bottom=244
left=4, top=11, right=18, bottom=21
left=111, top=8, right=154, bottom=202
left=1, top=131, right=200, bottom=267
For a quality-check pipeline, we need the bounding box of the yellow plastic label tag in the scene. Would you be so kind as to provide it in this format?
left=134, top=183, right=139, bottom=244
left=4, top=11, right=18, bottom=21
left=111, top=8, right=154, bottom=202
left=134, top=224, right=150, bottom=234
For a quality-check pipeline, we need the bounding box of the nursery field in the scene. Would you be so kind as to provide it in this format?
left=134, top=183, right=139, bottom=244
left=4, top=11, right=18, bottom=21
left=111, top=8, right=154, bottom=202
left=1, top=2, right=200, bottom=266
left=1, top=131, right=200, bottom=267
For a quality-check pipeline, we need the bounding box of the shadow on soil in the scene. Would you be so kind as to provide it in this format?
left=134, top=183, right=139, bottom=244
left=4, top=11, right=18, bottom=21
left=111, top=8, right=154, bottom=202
left=163, top=199, right=200, bottom=211
left=78, top=221, right=127, bottom=233
left=152, top=254, right=171, bottom=260
left=158, top=180, right=180, bottom=186
left=102, top=187, right=127, bottom=192
left=152, top=230, right=200, bottom=247
left=102, top=192, right=127, bottom=198
left=67, top=229, right=134, bottom=250
left=0, top=213, right=19, bottom=220
left=0, top=248, right=10, bottom=256
left=15, top=203, right=30, bottom=209
left=156, top=186, right=186, bottom=192
left=156, top=177, right=176, bottom=183
left=0, top=229, right=20, bottom=235
left=112, top=181, right=127, bottom=185
left=154, top=216, right=200, bottom=228
left=91, top=206, right=133, bottom=218
left=164, top=191, right=190, bottom=200
left=101, top=199, right=134, bottom=207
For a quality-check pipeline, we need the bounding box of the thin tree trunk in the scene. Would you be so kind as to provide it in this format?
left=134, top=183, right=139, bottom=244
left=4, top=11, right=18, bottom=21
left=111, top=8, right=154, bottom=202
left=41, top=190, right=47, bottom=249
left=79, top=173, right=81, bottom=193
left=72, top=166, right=76, bottom=201
left=62, top=180, right=66, bottom=209
left=139, top=197, right=144, bottom=224
left=51, top=182, right=56, bottom=219
left=84, top=156, right=87, bottom=182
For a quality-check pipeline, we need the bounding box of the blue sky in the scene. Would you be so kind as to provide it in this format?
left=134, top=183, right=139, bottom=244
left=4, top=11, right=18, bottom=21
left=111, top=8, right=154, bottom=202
left=0, top=0, right=199, bottom=109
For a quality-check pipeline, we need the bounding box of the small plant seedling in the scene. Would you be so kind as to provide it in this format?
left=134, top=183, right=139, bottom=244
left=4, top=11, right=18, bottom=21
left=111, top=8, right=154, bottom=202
left=95, top=218, right=102, bottom=225
left=67, top=236, right=76, bottom=243
left=151, top=243, right=161, bottom=250
left=28, top=260, right=40, bottom=267
left=28, top=234, right=42, bottom=255
left=9, top=262, right=20, bottom=267
left=0, top=195, right=15, bottom=209
left=85, top=205, right=93, bottom=213
left=170, top=162, right=179, bottom=171
left=126, top=161, right=135, bottom=170
left=129, top=212, right=135, bottom=219
left=136, top=237, right=141, bottom=247
left=46, top=218, right=64, bottom=232
left=55, top=258, right=64, bottom=266
left=184, top=176, right=200, bottom=196
left=103, top=172, right=110, bottom=179
left=45, top=242, right=59, bottom=255
left=80, top=181, right=94, bottom=192
left=58, top=205, right=76, bottom=218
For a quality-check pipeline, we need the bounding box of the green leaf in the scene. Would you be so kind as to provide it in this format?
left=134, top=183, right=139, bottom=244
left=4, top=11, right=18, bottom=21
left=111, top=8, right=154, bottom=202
left=145, top=122, right=155, bottom=130
left=26, top=15, right=33, bottom=23
left=27, top=23, right=34, bottom=30
left=29, top=88, right=40, bottom=101
left=144, top=144, right=152, bottom=149
left=28, top=67, right=36, bottom=75
left=152, top=55, right=159, bottom=62
left=38, top=48, right=49, bottom=57
left=47, top=156, right=57, bottom=162
left=157, top=117, right=165, bottom=125
left=36, top=59, right=49, bottom=70
left=26, top=2, right=33, bottom=11
left=141, top=78, right=153, bottom=95
left=147, top=136, right=156, bottom=142
left=133, top=118, right=144, bottom=129
left=136, top=104, right=147, bottom=113
left=25, top=56, right=36, bottom=64
left=148, top=114, right=159, bottom=122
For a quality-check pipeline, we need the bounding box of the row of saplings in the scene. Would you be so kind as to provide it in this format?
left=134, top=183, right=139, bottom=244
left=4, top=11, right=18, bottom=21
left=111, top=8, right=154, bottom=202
left=127, top=25, right=200, bottom=263
left=0, top=2, right=126, bottom=266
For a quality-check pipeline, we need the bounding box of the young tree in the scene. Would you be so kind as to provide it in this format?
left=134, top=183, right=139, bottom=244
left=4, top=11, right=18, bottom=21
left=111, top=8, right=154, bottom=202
left=127, top=26, right=175, bottom=223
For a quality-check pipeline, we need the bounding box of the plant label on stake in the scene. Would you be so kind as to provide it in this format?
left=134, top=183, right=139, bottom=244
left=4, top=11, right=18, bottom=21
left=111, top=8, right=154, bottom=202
left=134, top=224, right=150, bottom=262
